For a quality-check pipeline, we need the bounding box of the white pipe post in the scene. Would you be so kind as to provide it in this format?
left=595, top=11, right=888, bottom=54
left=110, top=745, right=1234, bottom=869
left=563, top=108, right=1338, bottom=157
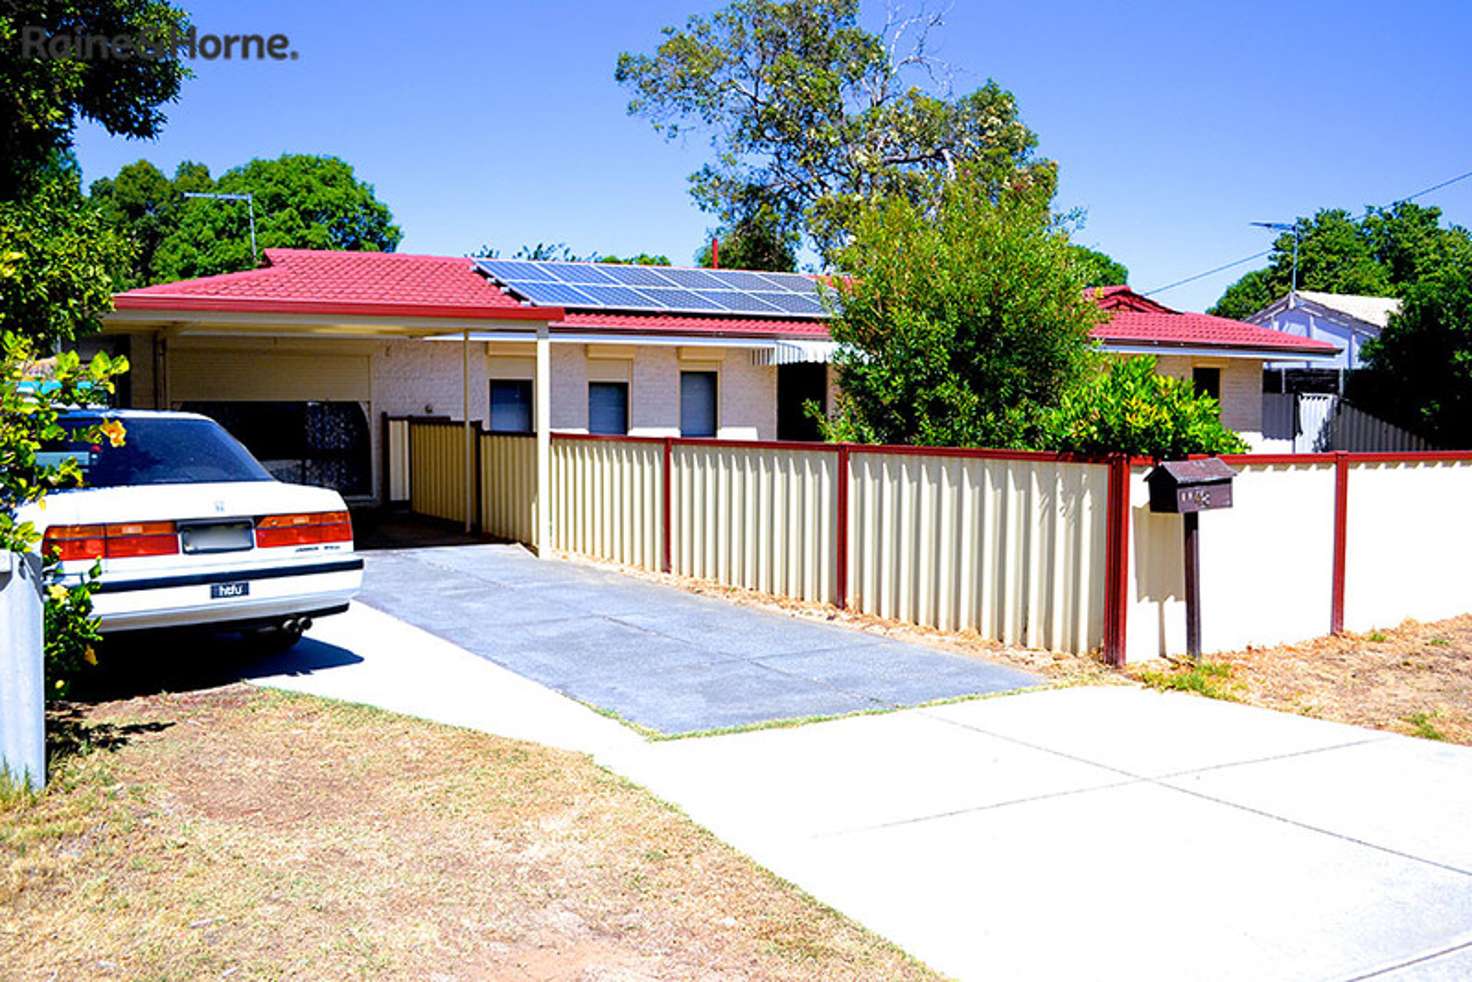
left=534, top=325, right=551, bottom=555
left=463, top=329, right=473, bottom=534
left=0, top=551, right=45, bottom=790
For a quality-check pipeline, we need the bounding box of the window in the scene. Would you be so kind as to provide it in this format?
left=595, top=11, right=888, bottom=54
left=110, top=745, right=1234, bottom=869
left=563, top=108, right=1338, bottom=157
left=489, top=380, right=533, bottom=433
left=680, top=371, right=717, bottom=437
left=1193, top=367, right=1222, bottom=403
left=178, top=401, right=370, bottom=495
left=588, top=382, right=629, bottom=435
left=51, top=415, right=273, bottom=488
left=777, top=363, right=827, bottom=441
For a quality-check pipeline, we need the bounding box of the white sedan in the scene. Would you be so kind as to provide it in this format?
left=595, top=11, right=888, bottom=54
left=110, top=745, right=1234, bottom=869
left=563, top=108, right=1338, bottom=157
left=23, top=410, right=363, bottom=645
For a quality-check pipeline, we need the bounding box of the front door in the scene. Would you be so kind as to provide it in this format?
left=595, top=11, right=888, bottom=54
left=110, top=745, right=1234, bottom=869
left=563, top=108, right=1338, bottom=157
left=777, top=363, right=827, bottom=441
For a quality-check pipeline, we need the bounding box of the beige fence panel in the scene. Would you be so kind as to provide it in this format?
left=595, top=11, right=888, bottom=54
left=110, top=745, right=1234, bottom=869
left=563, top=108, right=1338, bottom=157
left=480, top=432, right=536, bottom=545
left=551, top=437, right=663, bottom=570
left=409, top=421, right=469, bottom=525
left=1126, top=459, right=1336, bottom=660
left=1343, top=457, right=1472, bottom=632
left=385, top=417, right=411, bottom=503
left=671, top=444, right=838, bottom=604
left=848, top=452, right=1108, bottom=652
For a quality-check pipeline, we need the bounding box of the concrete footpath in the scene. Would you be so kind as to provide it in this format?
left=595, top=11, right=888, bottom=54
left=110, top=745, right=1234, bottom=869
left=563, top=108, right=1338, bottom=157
left=257, top=603, right=1472, bottom=982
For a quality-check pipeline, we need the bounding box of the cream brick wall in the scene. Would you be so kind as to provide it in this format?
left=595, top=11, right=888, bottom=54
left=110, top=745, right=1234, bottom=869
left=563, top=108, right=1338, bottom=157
left=1152, top=355, right=1263, bottom=439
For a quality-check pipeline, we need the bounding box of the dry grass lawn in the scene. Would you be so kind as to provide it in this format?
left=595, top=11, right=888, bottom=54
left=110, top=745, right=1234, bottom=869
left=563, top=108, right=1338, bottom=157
left=1, top=686, right=936, bottom=981
left=1133, top=615, right=1472, bottom=745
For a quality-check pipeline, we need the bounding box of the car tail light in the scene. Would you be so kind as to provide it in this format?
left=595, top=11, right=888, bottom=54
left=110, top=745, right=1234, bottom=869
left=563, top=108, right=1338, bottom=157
left=42, top=524, right=107, bottom=562
left=255, top=511, right=353, bottom=548
left=103, top=521, right=180, bottom=558
left=42, top=521, right=179, bottom=561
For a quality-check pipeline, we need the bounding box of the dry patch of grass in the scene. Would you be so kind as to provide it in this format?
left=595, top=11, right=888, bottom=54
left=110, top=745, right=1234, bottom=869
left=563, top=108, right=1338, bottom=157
left=1129, top=615, right=1472, bottom=745
left=2, top=686, right=937, bottom=980
left=558, top=551, right=1118, bottom=687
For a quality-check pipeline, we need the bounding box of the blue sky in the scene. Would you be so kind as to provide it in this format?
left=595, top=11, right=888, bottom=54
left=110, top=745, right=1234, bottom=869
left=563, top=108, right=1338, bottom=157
left=73, top=0, right=1472, bottom=312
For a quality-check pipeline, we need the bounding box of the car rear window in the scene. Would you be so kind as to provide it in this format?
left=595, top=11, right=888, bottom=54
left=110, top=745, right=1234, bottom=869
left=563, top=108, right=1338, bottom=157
left=44, top=416, right=274, bottom=488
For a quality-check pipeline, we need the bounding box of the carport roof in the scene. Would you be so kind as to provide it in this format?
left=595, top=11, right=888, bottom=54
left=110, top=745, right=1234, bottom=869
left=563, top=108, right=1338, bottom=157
left=112, top=249, right=564, bottom=323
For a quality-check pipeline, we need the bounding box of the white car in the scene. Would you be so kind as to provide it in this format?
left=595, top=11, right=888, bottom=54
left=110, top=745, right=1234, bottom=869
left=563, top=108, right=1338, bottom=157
left=22, top=409, right=363, bottom=644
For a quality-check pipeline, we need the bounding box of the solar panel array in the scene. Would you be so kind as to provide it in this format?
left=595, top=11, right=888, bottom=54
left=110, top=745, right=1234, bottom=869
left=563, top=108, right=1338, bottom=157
left=474, top=259, right=829, bottom=318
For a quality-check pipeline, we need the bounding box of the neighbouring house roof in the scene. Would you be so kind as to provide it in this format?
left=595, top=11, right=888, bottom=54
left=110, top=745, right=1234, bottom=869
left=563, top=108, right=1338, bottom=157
left=1284, top=291, right=1401, bottom=329
left=111, top=248, right=563, bottom=323
left=107, top=250, right=1340, bottom=358
left=1090, top=286, right=1341, bottom=357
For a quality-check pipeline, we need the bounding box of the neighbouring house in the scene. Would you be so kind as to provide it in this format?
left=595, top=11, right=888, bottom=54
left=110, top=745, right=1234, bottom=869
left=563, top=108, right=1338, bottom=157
left=1245, top=290, right=1401, bottom=373
left=95, top=249, right=1340, bottom=502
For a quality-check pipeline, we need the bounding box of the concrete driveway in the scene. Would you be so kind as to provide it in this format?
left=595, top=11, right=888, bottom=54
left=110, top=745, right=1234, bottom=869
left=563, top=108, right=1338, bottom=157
left=258, top=603, right=1472, bottom=981
left=355, top=543, right=1036, bottom=733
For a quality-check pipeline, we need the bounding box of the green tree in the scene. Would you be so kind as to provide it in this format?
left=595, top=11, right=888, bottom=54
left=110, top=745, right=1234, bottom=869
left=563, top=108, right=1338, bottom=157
left=1354, top=254, right=1472, bottom=447
left=150, top=154, right=402, bottom=281
left=1209, top=203, right=1472, bottom=320
left=1069, top=245, right=1129, bottom=287
left=1042, top=356, right=1247, bottom=457
left=0, top=155, right=129, bottom=347
left=822, top=173, right=1098, bottom=448
left=88, top=159, right=210, bottom=288
left=695, top=212, right=798, bottom=271
left=617, top=0, right=1048, bottom=261
left=0, top=0, right=190, bottom=200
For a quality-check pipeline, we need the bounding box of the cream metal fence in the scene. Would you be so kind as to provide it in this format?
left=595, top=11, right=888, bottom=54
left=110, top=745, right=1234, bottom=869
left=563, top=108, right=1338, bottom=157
left=480, top=432, right=536, bottom=544
left=848, top=449, right=1110, bottom=652
left=550, top=435, right=664, bottom=569
left=408, top=419, right=471, bottom=525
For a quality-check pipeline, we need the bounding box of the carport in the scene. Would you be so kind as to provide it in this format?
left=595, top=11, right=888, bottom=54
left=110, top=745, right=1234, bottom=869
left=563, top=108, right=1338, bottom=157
left=102, top=249, right=567, bottom=540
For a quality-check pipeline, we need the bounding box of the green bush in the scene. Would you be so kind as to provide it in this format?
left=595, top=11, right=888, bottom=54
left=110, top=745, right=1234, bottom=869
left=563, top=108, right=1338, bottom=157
left=2, top=331, right=127, bottom=698
left=1042, top=356, right=1247, bottom=458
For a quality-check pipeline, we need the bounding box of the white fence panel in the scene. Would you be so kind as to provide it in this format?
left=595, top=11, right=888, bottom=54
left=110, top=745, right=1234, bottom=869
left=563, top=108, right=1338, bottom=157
left=1343, top=458, right=1472, bottom=632
left=1127, top=460, right=1337, bottom=660
left=849, top=452, right=1108, bottom=652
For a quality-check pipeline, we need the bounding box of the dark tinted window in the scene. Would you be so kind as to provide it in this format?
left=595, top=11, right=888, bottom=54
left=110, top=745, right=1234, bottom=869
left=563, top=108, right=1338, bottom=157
left=48, top=416, right=273, bottom=488
left=588, top=382, right=628, bottom=435
left=680, top=371, right=717, bottom=437
left=490, top=380, right=533, bottom=433
left=1193, top=367, right=1222, bottom=403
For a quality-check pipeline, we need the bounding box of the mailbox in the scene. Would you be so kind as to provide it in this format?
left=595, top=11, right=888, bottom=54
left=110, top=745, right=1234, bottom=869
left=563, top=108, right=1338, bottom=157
left=1147, top=458, right=1236, bottom=514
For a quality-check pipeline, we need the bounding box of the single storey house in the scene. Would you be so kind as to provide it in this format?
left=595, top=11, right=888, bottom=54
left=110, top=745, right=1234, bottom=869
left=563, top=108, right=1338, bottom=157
left=1245, top=290, right=1400, bottom=372
left=96, top=249, right=1339, bottom=502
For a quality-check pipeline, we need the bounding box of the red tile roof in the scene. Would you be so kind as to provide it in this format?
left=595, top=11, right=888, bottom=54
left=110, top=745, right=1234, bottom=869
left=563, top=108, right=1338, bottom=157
left=109, top=251, right=1339, bottom=355
left=1088, top=286, right=1340, bottom=355
left=113, top=248, right=562, bottom=322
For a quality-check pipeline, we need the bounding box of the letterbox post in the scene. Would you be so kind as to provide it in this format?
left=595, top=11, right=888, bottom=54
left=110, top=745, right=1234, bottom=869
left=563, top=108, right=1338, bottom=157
left=1183, top=510, right=1201, bottom=659
left=1145, top=458, right=1237, bottom=661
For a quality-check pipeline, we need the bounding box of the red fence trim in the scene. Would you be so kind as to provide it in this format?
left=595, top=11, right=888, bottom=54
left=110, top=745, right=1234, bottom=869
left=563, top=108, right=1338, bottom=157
left=1102, top=454, right=1131, bottom=667
left=1331, top=453, right=1350, bottom=634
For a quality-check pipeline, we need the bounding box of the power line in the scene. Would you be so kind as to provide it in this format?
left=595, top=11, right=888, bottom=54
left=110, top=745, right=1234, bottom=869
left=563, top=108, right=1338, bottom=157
left=1143, top=166, right=1472, bottom=298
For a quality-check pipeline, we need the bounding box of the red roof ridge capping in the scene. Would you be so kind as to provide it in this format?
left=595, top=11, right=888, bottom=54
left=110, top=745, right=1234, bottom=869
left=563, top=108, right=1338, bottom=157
left=1090, top=285, right=1340, bottom=356
left=113, top=248, right=563, bottom=322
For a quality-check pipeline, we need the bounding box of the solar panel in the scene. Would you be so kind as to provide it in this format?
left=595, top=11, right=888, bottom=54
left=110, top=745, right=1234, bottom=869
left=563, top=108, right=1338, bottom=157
left=653, top=267, right=728, bottom=290
left=700, top=269, right=783, bottom=291
left=635, top=287, right=730, bottom=312
left=571, top=284, right=661, bottom=308
left=539, top=262, right=618, bottom=284
left=752, top=292, right=826, bottom=315
left=598, top=265, right=680, bottom=288
left=500, top=281, right=597, bottom=306
left=478, top=259, right=559, bottom=282
left=474, top=258, right=830, bottom=318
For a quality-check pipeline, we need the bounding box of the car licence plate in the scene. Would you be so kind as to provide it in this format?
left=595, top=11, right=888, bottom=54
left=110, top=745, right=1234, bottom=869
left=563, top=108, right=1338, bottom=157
left=210, top=581, right=250, bottom=599
left=181, top=521, right=254, bottom=554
